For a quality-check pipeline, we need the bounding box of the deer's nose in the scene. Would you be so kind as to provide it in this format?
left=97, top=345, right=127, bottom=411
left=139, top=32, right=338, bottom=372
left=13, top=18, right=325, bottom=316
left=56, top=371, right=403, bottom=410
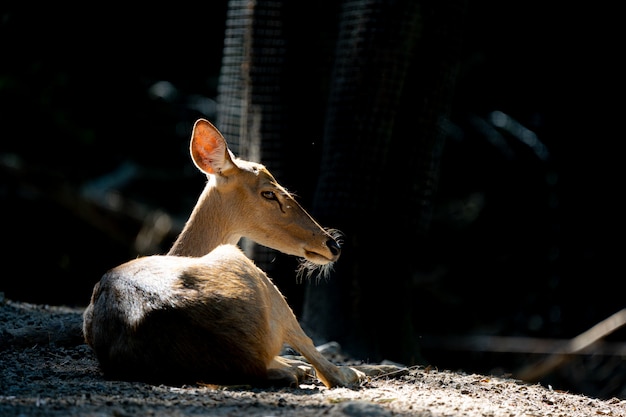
left=326, top=238, right=341, bottom=257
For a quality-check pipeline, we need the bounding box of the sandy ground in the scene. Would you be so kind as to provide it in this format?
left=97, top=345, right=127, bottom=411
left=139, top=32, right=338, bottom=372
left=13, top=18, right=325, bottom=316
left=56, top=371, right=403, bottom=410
left=1, top=297, right=624, bottom=417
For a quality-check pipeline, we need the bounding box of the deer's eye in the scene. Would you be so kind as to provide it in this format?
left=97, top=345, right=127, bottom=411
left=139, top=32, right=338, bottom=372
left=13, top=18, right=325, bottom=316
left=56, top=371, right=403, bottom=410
left=261, top=190, right=277, bottom=200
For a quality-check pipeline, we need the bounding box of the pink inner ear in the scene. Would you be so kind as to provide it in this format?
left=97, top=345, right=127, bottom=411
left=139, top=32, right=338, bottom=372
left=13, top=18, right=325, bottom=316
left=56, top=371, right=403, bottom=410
left=192, top=121, right=226, bottom=174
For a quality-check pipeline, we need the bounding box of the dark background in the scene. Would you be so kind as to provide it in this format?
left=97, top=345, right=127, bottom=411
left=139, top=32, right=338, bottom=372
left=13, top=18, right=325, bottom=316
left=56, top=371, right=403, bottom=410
left=1, top=3, right=623, bottom=399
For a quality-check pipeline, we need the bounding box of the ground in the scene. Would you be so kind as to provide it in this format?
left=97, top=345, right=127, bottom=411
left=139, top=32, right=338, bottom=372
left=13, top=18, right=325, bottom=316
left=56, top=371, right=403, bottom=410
left=1, top=297, right=624, bottom=417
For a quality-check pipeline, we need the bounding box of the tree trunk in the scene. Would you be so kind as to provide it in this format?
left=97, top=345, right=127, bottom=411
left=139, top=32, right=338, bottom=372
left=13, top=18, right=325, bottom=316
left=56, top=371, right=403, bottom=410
left=301, top=0, right=467, bottom=365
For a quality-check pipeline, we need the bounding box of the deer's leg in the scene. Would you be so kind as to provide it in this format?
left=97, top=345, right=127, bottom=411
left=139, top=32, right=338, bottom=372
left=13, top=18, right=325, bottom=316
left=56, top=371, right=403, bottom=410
left=285, top=325, right=368, bottom=388
left=280, top=328, right=408, bottom=387
left=261, top=280, right=366, bottom=388
left=264, top=356, right=316, bottom=387
left=262, top=277, right=407, bottom=388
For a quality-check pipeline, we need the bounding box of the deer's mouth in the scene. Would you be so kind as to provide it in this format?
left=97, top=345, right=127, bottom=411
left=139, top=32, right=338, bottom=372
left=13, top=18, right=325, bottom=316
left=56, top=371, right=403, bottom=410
left=303, top=234, right=342, bottom=265
left=304, top=250, right=334, bottom=265
left=304, top=245, right=342, bottom=265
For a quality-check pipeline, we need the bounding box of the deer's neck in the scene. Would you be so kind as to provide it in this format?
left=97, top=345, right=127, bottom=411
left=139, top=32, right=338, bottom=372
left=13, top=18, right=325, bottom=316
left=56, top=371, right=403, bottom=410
left=167, top=185, right=241, bottom=257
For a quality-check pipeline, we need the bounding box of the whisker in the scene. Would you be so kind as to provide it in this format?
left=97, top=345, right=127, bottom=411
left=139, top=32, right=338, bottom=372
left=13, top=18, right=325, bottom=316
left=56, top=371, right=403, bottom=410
left=295, top=228, right=344, bottom=283
left=296, top=260, right=335, bottom=283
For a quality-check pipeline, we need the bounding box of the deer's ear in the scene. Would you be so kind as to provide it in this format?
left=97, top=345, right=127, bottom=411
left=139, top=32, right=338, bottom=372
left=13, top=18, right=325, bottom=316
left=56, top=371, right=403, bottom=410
left=190, top=119, right=236, bottom=175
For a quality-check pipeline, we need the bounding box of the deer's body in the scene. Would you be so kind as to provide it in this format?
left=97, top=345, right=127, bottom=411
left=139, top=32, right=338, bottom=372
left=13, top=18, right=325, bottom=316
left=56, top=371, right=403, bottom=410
left=85, top=246, right=296, bottom=385
left=83, top=119, right=401, bottom=388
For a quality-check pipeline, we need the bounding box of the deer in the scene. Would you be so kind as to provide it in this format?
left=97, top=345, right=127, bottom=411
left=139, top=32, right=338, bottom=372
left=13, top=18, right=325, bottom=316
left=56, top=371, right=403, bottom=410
left=82, top=118, right=403, bottom=388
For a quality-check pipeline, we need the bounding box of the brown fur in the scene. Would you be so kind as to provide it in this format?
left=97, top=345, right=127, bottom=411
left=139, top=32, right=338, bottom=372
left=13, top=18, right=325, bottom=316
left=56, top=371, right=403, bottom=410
left=83, top=119, right=403, bottom=387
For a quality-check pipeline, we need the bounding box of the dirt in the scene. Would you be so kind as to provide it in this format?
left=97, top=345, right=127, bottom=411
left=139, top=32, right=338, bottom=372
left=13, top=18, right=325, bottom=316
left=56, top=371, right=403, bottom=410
left=1, top=296, right=624, bottom=417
